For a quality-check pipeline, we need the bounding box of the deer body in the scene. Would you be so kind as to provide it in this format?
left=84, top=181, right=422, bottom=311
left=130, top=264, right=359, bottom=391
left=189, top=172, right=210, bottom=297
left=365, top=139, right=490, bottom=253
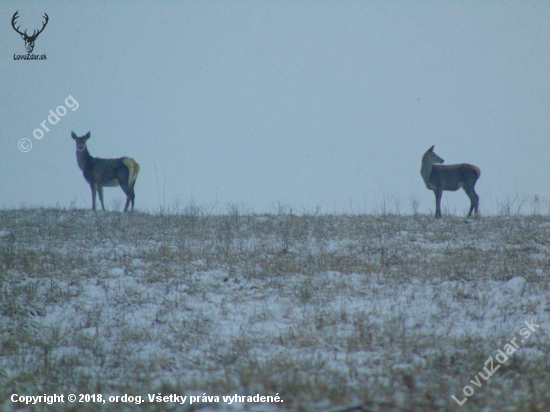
left=72, top=132, right=140, bottom=211
left=421, top=146, right=480, bottom=218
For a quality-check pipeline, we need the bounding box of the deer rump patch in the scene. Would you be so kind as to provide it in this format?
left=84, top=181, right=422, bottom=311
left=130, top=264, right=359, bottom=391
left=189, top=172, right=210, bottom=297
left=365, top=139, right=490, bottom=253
left=122, top=157, right=140, bottom=186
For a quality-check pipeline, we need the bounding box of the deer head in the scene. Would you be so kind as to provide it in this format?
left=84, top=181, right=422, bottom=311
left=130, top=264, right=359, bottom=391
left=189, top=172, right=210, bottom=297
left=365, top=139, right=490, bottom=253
left=71, top=131, right=91, bottom=152
left=423, top=145, right=444, bottom=165
left=11, top=11, right=49, bottom=53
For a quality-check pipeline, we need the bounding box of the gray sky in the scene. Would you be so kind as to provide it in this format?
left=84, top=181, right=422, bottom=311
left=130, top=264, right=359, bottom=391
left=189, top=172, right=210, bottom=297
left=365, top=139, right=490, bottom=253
left=1, top=1, right=549, bottom=215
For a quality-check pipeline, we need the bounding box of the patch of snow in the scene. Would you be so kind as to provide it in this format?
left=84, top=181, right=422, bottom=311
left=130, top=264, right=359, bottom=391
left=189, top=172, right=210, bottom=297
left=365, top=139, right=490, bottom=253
left=109, top=267, right=126, bottom=276
left=504, top=277, right=526, bottom=294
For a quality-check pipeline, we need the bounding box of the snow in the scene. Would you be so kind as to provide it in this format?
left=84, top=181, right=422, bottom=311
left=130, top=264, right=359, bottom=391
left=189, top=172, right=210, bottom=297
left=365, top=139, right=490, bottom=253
left=0, top=210, right=549, bottom=411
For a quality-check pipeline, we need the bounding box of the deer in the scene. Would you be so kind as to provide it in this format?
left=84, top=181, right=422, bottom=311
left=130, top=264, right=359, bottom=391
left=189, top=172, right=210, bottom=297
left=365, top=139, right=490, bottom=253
left=11, top=11, right=49, bottom=54
left=72, top=132, right=140, bottom=212
left=421, top=145, right=480, bottom=219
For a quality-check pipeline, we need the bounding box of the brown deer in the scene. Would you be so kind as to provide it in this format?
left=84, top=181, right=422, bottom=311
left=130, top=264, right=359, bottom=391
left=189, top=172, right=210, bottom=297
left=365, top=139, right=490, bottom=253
left=72, top=132, right=140, bottom=212
left=421, top=145, right=480, bottom=218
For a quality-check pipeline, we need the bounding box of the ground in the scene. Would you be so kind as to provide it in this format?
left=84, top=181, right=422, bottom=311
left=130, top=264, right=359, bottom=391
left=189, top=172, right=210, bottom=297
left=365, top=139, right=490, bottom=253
left=0, top=206, right=549, bottom=411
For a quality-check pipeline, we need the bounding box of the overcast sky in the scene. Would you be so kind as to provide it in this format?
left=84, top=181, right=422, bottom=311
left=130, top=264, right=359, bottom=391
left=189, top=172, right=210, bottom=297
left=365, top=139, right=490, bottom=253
left=1, top=1, right=549, bottom=215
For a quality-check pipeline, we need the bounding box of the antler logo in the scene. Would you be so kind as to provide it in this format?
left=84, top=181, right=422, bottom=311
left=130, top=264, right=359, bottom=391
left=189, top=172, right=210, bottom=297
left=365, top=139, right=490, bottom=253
left=11, top=10, right=49, bottom=54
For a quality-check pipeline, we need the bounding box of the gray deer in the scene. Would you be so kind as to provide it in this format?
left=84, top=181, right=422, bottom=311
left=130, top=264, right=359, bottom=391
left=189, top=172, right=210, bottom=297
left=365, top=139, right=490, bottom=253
left=421, top=145, right=480, bottom=218
left=72, top=132, right=140, bottom=211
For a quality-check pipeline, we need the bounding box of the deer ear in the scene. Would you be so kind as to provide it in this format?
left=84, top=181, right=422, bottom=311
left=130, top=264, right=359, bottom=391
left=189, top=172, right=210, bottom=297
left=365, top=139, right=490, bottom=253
left=428, top=145, right=434, bottom=152
left=71, top=132, right=77, bottom=139
left=84, top=132, right=91, bottom=139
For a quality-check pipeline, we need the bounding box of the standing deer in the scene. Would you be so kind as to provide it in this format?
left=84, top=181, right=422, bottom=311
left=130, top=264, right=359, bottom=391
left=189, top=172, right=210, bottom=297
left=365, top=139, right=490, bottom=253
left=420, top=145, right=480, bottom=218
left=72, top=132, right=140, bottom=212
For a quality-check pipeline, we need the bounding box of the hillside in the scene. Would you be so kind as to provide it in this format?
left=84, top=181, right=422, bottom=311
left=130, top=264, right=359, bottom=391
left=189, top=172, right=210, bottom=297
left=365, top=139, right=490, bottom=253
left=1, top=207, right=549, bottom=411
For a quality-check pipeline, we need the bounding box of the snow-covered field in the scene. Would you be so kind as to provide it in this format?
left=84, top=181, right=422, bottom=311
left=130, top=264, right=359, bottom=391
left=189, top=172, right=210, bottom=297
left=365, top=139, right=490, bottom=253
left=1, top=207, right=549, bottom=411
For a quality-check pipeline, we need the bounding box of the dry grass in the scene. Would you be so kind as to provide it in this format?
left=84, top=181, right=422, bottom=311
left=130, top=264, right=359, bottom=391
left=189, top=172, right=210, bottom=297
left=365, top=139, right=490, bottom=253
left=0, top=205, right=549, bottom=411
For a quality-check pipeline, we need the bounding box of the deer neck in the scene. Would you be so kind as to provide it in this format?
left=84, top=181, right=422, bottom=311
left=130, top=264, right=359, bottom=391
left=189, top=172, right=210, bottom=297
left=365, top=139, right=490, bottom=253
left=76, top=147, right=93, bottom=173
left=420, top=161, right=434, bottom=186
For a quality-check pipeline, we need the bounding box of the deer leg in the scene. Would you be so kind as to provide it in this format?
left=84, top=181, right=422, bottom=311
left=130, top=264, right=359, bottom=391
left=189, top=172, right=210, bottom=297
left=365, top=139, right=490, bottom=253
left=90, top=184, right=97, bottom=210
left=434, top=189, right=443, bottom=219
left=464, top=187, right=479, bottom=217
left=130, top=189, right=135, bottom=211
left=119, top=180, right=134, bottom=212
left=130, top=182, right=136, bottom=211
left=98, top=186, right=106, bottom=210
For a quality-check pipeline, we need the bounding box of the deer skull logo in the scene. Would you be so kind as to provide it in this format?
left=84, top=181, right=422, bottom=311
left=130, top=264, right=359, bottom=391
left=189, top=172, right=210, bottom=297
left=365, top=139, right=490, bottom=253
left=11, top=11, right=49, bottom=54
